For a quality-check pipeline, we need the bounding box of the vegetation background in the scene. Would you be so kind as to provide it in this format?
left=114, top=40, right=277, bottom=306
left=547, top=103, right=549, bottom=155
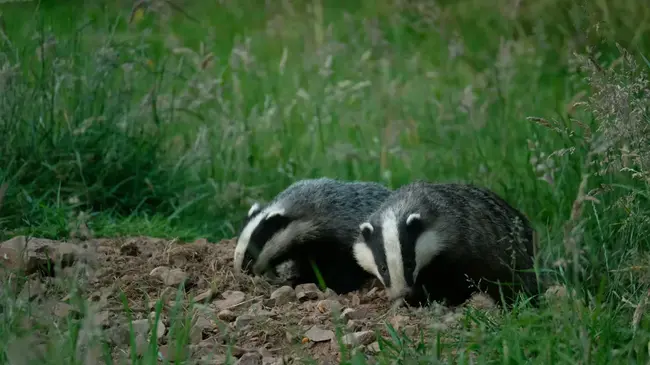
left=1, top=0, right=650, bottom=363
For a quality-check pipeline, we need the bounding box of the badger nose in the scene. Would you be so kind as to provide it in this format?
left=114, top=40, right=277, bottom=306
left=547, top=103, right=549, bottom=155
left=388, top=287, right=413, bottom=301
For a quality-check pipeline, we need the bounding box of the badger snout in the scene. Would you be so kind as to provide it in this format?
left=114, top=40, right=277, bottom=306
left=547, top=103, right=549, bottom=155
left=386, top=286, right=413, bottom=301
left=238, top=251, right=256, bottom=274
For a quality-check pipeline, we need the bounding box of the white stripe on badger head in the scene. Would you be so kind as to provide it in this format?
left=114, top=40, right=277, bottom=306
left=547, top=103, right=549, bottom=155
left=233, top=203, right=283, bottom=273
left=352, top=241, right=384, bottom=285
left=413, top=229, right=445, bottom=282
left=381, top=209, right=409, bottom=301
left=252, top=220, right=316, bottom=276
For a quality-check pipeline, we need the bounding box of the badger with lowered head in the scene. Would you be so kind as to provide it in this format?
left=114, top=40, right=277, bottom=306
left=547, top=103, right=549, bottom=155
left=233, top=177, right=392, bottom=294
left=353, top=181, right=540, bottom=308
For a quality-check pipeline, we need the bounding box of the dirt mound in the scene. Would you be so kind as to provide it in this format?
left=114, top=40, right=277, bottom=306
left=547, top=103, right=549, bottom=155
left=0, top=235, right=496, bottom=364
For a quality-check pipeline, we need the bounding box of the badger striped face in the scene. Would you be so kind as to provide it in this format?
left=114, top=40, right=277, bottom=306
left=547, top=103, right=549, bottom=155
left=233, top=202, right=292, bottom=274
left=353, top=209, right=441, bottom=302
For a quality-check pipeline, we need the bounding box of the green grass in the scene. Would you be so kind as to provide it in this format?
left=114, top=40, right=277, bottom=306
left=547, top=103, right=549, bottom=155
left=1, top=0, right=650, bottom=363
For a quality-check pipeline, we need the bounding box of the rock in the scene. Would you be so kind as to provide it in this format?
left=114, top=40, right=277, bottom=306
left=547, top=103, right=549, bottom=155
left=129, top=333, right=149, bottom=357
left=295, top=283, right=321, bottom=302
left=270, top=286, right=295, bottom=306
left=388, top=315, right=409, bottom=331
left=341, top=331, right=375, bottom=346
left=346, top=319, right=362, bottom=331
left=316, top=299, right=341, bottom=314
left=235, top=314, right=254, bottom=330
left=119, top=240, right=139, bottom=256
left=217, top=309, right=237, bottom=322
left=340, top=307, right=367, bottom=320
left=151, top=317, right=166, bottom=339
left=131, top=319, right=150, bottom=338
left=247, top=302, right=275, bottom=318
left=236, top=352, right=263, bottom=365
left=191, top=314, right=214, bottom=343
left=212, top=290, right=246, bottom=310
left=304, top=325, right=335, bottom=342
left=366, top=341, right=381, bottom=353
left=0, top=236, right=82, bottom=275
left=194, top=289, right=215, bottom=303
left=149, top=266, right=188, bottom=287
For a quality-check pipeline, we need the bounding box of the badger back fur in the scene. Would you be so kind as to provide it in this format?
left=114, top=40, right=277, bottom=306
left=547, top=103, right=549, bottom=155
left=233, top=177, right=392, bottom=294
left=353, top=181, right=540, bottom=307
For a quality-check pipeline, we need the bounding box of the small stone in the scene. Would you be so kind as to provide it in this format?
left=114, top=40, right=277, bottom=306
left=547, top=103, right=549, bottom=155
left=131, top=319, right=150, bottom=338
left=295, top=283, right=321, bottom=302
left=154, top=318, right=166, bottom=339
left=194, top=289, right=215, bottom=303
left=247, top=302, right=275, bottom=318
left=236, top=352, right=263, bottom=365
left=270, top=286, right=295, bottom=306
left=389, top=315, right=409, bottom=331
left=212, top=290, right=246, bottom=310
left=149, top=266, right=188, bottom=287
left=190, top=314, right=214, bottom=343
left=235, top=314, right=254, bottom=330
left=217, top=309, right=237, bottom=322
left=340, top=307, right=367, bottom=320
left=346, top=319, right=361, bottom=331
left=341, top=331, right=375, bottom=346
left=366, top=341, right=381, bottom=353
left=316, top=299, right=341, bottom=314
left=304, top=325, right=335, bottom=342
left=129, top=333, right=149, bottom=357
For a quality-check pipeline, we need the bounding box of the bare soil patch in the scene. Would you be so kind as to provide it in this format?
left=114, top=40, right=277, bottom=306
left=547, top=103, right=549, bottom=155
left=0, top=235, right=497, bottom=364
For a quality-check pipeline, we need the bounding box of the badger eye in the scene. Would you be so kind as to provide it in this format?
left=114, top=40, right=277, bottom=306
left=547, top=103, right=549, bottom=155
left=379, top=265, right=388, bottom=274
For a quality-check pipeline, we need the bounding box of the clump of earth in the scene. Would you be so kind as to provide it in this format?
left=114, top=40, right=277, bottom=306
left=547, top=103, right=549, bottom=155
left=0, top=235, right=521, bottom=364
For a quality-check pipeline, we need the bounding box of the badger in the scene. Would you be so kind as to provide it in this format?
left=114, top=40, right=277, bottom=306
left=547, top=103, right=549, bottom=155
left=233, top=177, right=392, bottom=294
left=352, top=181, right=540, bottom=308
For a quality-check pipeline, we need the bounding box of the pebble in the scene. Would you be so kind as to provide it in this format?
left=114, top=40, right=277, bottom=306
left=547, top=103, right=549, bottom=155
left=341, top=331, right=375, bottom=346
left=304, top=325, right=335, bottom=342
left=217, top=309, right=237, bottom=322
left=213, top=290, right=246, bottom=310
left=270, top=286, right=295, bottom=306
left=295, top=283, right=321, bottom=301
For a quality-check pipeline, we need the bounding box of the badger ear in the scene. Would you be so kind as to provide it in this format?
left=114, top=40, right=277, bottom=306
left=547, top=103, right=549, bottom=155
left=247, top=202, right=262, bottom=217
left=406, top=213, right=421, bottom=225
left=265, top=208, right=285, bottom=220
left=406, top=213, right=422, bottom=228
left=359, top=222, right=374, bottom=240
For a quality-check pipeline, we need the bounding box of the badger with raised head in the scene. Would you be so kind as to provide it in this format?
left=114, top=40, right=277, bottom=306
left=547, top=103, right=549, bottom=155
left=353, top=181, right=540, bottom=308
left=233, top=177, right=392, bottom=294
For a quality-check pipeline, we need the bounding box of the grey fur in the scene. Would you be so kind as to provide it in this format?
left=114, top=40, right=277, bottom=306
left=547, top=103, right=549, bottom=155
left=355, top=180, right=540, bottom=307
left=234, top=177, right=392, bottom=294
